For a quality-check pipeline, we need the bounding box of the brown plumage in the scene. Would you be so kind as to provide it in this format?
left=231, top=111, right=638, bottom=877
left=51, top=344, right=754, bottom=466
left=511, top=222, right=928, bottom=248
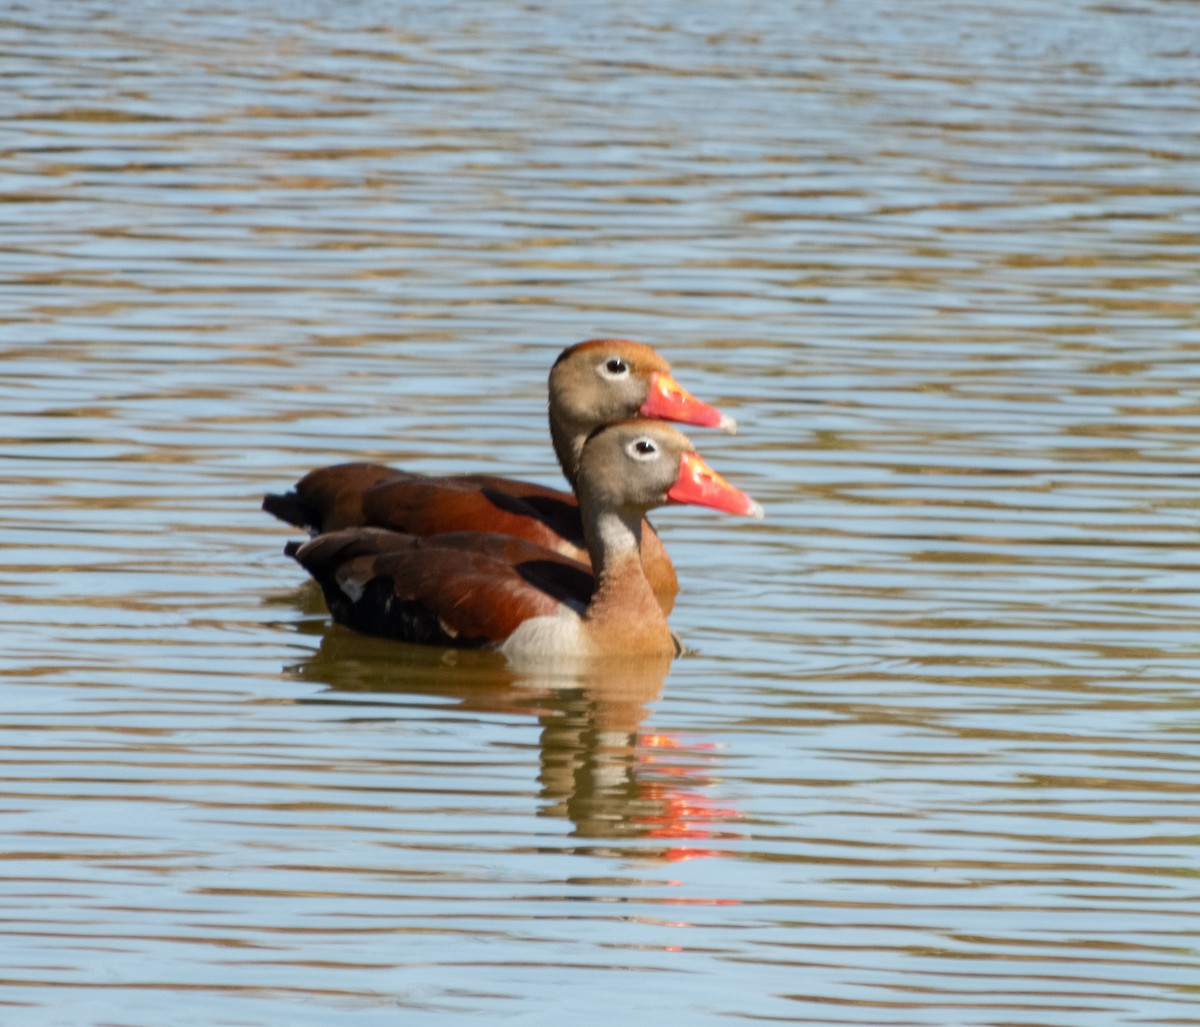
left=263, top=339, right=735, bottom=614
left=287, top=421, right=763, bottom=662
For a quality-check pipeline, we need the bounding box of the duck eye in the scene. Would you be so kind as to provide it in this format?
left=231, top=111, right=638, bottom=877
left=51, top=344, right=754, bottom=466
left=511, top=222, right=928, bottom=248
left=598, top=357, right=629, bottom=379
left=627, top=438, right=658, bottom=460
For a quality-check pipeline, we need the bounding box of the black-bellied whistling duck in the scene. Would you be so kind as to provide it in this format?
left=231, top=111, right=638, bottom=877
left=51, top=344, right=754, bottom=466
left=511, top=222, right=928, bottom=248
left=262, top=339, right=736, bottom=614
left=286, top=420, right=762, bottom=661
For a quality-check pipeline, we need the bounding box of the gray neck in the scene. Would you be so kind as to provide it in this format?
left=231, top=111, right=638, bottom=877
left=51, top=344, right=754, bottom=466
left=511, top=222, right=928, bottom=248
left=549, top=410, right=590, bottom=489
left=549, top=411, right=588, bottom=489
left=582, top=504, right=644, bottom=588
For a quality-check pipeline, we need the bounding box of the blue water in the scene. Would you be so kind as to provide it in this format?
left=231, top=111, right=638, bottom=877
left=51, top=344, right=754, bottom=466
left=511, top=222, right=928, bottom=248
left=2, top=1, right=1199, bottom=1024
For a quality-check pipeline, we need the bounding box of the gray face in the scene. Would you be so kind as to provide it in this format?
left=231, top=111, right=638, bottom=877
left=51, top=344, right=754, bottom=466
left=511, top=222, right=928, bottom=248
left=548, top=345, right=659, bottom=430
left=575, top=421, right=693, bottom=514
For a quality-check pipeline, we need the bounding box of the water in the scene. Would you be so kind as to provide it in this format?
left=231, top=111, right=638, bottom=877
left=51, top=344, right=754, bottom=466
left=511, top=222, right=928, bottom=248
left=3, top=1, right=1200, bottom=1023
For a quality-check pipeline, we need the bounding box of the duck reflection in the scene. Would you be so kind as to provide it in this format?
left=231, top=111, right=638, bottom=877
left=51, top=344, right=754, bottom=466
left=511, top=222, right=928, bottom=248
left=286, top=615, right=740, bottom=858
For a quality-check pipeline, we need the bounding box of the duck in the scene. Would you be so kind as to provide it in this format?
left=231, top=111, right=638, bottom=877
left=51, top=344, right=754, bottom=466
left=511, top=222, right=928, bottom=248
left=286, top=420, right=762, bottom=662
left=262, top=339, right=736, bottom=614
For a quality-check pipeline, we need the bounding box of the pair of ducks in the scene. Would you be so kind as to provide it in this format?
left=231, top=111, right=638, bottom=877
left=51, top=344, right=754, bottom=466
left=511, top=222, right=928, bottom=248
left=265, top=339, right=762, bottom=661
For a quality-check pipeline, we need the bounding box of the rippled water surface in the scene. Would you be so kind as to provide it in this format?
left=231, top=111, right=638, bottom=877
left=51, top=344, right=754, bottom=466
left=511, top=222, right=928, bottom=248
left=4, top=2, right=1200, bottom=1024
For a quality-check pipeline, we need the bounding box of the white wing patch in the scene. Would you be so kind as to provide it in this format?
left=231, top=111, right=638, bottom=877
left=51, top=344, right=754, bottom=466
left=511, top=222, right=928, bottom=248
left=499, top=607, right=592, bottom=662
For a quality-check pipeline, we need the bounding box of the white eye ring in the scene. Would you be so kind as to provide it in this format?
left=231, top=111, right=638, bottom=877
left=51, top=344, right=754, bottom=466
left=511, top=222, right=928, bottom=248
left=626, top=438, right=659, bottom=461
left=596, top=357, right=630, bottom=380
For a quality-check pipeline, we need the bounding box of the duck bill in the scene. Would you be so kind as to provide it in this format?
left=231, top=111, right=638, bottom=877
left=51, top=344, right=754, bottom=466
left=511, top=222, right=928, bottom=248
left=667, top=452, right=764, bottom=518
left=640, top=371, right=737, bottom=434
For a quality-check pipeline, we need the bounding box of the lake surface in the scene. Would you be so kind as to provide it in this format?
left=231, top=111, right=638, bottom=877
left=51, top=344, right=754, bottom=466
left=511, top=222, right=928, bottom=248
left=3, top=1, right=1200, bottom=1024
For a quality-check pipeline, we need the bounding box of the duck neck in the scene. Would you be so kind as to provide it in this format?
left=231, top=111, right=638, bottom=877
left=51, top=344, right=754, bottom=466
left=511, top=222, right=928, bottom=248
left=549, top=412, right=586, bottom=490
left=581, top=504, right=673, bottom=653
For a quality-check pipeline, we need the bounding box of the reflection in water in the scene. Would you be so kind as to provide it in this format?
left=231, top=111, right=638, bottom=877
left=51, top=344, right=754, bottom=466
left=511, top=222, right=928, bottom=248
left=290, top=619, right=741, bottom=855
